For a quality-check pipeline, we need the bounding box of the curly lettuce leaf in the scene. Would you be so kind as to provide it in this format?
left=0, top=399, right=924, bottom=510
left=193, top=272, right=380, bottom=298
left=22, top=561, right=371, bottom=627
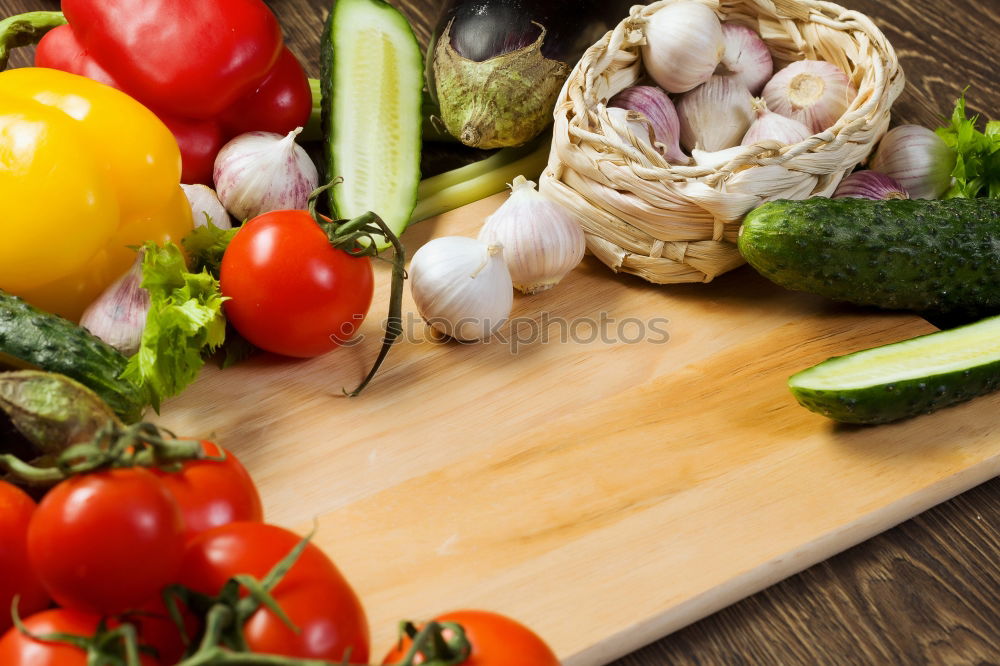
left=122, top=242, right=227, bottom=411
left=182, top=221, right=239, bottom=277
left=935, top=91, right=1000, bottom=199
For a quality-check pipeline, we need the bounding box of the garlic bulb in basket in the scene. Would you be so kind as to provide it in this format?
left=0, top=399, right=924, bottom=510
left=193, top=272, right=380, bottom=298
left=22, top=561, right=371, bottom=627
left=761, top=60, right=855, bottom=133
left=642, top=2, right=725, bottom=94
left=478, top=176, right=585, bottom=294
left=410, top=236, right=514, bottom=341
left=718, top=23, right=773, bottom=95
left=677, top=75, right=754, bottom=152
left=741, top=98, right=812, bottom=146
left=609, top=85, right=687, bottom=163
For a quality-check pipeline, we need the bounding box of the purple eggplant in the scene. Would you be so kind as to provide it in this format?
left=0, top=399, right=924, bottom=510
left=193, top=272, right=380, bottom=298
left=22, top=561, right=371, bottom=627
left=428, top=0, right=638, bottom=149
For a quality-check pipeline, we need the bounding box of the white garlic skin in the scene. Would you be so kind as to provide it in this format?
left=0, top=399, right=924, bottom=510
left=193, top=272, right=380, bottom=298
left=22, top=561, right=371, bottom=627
left=478, top=176, right=586, bottom=295
left=761, top=60, right=855, bottom=133
left=410, top=236, right=514, bottom=342
left=181, top=184, right=232, bottom=229
left=213, top=127, right=319, bottom=222
left=80, top=253, right=149, bottom=357
left=719, top=23, right=773, bottom=95
left=741, top=98, right=813, bottom=146
left=642, top=2, right=725, bottom=94
left=677, top=75, right=754, bottom=152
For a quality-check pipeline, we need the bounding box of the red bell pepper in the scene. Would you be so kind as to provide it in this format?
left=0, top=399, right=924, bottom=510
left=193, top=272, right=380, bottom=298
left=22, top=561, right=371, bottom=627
left=35, top=0, right=312, bottom=185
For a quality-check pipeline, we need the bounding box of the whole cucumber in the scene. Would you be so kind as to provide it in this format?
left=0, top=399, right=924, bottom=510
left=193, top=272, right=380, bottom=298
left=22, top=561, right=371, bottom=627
left=738, top=198, right=1000, bottom=318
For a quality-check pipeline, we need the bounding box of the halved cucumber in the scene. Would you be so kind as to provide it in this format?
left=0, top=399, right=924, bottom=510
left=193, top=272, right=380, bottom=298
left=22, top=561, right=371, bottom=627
left=789, top=316, right=1000, bottom=425
left=322, top=0, right=423, bottom=248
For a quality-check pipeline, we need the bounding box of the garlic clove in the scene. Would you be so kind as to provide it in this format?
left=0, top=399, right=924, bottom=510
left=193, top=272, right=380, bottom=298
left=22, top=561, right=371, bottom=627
left=761, top=59, right=856, bottom=133
left=868, top=125, right=955, bottom=199
left=609, top=85, right=688, bottom=164
left=213, top=127, right=320, bottom=222
left=677, top=75, right=754, bottom=152
left=718, top=23, right=773, bottom=96
left=741, top=98, right=813, bottom=146
left=181, top=184, right=232, bottom=229
left=478, top=175, right=586, bottom=295
left=410, top=236, right=513, bottom=342
left=79, top=251, right=149, bottom=357
left=641, top=2, right=725, bottom=94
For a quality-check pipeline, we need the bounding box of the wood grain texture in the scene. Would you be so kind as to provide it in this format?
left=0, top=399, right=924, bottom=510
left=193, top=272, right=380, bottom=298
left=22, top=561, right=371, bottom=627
left=2, top=0, right=998, bottom=664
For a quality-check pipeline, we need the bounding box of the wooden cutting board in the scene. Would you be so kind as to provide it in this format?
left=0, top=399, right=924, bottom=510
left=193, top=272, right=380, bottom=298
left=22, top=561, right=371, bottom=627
left=156, top=193, right=1000, bottom=665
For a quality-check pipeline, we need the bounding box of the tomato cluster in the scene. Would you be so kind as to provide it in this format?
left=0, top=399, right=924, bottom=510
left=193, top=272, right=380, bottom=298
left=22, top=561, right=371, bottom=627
left=0, top=437, right=557, bottom=665
left=0, top=441, right=368, bottom=664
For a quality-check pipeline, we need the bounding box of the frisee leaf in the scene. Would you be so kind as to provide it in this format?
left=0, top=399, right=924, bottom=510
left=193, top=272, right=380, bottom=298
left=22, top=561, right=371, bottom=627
left=935, top=90, right=1000, bottom=199
left=121, top=242, right=227, bottom=411
left=182, top=221, right=239, bottom=277
left=181, top=223, right=261, bottom=367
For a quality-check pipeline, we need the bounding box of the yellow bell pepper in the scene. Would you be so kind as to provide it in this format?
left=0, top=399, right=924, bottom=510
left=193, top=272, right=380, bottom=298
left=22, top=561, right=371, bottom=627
left=0, top=67, right=192, bottom=321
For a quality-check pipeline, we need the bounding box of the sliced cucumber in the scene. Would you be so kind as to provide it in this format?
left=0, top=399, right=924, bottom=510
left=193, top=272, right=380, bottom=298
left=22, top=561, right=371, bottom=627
left=789, top=316, right=1000, bottom=425
left=322, top=0, right=423, bottom=248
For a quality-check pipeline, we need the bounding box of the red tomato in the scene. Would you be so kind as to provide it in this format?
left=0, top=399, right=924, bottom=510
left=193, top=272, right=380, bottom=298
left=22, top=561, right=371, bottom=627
left=0, top=608, right=159, bottom=666
left=153, top=440, right=263, bottom=539
left=26, top=469, right=184, bottom=615
left=0, top=481, right=49, bottom=634
left=179, top=522, right=369, bottom=662
left=220, top=210, right=375, bottom=358
left=382, top=610, right=559, bottom=666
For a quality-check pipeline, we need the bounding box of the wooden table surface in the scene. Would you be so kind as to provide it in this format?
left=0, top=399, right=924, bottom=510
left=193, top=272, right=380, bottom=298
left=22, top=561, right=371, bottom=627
left=4, top=0, right=998, bottom=663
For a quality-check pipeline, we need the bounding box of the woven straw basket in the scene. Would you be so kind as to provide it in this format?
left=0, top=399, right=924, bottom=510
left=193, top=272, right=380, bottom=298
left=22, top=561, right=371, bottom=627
left=539, top=0, right=904, bottom=284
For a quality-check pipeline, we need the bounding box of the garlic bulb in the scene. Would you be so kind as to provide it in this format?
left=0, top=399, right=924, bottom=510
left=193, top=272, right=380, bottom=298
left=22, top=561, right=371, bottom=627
left=833, top=171, right=909, bottom=200
left=761, top=60, right=855, bottom=133
left=181, top=184, right=232, bottom=229
left=642, top=2, right=725, bottom=93
left=80, top=252, right=149, bottom=356
left=741, top=98, right=812, bottom=146
left=477, top=176, right=585, bottom=294
left=718, top=23, right=773, bottom=95
left=410, top=236, right=514, bottom=341
left=213, top=127, right=319, bottom=222
left=609, top=85, right=687, bottom=163
left=677, top=75, right=754, bottom=152
left=606, top=107, right=659, bottom=154
left=869, top=125, right=955, bottom=199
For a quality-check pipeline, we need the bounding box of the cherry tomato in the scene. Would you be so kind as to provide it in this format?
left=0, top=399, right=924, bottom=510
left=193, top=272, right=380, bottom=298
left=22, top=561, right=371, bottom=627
left=179, top=522, right=369, bottom=662
left=0, top=608, right=158, bottom=666
left=153, top=440, right=263, bottom=539
left=0, top=481, right=49, bottom=634
left=382, top=610, right=559, bottom=666
left=27, top=469, right=184, bottom=614
left=220, top=210, right=374, bottom=358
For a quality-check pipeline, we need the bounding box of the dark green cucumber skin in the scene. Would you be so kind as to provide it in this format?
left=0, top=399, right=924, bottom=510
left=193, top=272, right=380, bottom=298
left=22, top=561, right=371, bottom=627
left=320, top=5, right=336, bottom=209
left=739, top=198, right=1000, bottom=319
left=0, top=291, right=146, bottom=423
left=791, top=361, right=1000, bottom=425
